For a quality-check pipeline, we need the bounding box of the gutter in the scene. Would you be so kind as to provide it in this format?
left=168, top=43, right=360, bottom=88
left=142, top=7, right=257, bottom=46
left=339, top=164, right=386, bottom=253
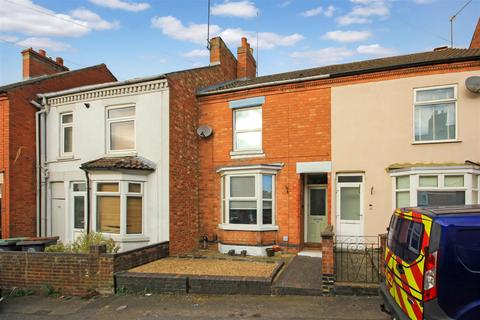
left=31, top=98, right=49, bottom=237
left=198, top=55, right=480, bottom=96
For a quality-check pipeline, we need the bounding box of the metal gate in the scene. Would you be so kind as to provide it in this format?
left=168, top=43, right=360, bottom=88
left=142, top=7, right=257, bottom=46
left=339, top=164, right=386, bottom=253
left=334, top=236, right=382, bottom=284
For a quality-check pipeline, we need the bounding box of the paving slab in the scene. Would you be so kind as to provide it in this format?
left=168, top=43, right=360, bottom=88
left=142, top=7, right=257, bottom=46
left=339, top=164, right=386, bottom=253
left=272, top=256, right=323, bottom=296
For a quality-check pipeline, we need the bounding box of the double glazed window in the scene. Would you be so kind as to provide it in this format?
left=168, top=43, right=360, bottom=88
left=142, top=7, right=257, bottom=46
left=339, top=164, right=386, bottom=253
left=414, top=86, right=456, bottom=142
left=60, top=113, right=73, bottom=156
left=107, top=106, right=135, bottom=153
left=72, top=182, right=86, bottom=229
left=221, top=173, right=274, bottom=226
left=387, top=215, right=424, bottom=264
left=233, top=107, right=262, bottom=151
left=96, top=181, right=143, bottom=235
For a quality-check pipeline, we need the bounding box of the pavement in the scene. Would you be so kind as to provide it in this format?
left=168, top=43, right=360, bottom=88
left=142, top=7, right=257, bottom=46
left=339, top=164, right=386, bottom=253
left=0, top=294, right=390, bottom=320
left=273, top=256, right=324, bottom=295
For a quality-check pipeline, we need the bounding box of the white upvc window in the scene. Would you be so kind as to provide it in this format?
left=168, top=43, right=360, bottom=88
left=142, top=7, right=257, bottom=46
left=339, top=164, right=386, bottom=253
left=392, top=170, right=478, bottom=209
left=233, top=107, right=262, bottom=152
left=72, top=182, right=87, bottom=230
left=414, top=85, right=457, bottom=143
left=60, top=112, right=73, bottom=156
left=106, top=105, right=136, bottom=153
left=395, top=175, right=410, bottom=208
left=95, top=181, right=143, bottom=235
left=220, top=171, right=276, bottom=230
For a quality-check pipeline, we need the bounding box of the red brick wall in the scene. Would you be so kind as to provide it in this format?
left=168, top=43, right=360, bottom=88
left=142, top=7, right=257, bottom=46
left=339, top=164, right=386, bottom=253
left=0, top=64, right=116, bottom=238
left=198, top=86, right=332, bottom=252
left=167, top=54, right=238, bottom=255
left=470, top=18, right=480, bottom=49
left=22, top=49, right=69, bottom=79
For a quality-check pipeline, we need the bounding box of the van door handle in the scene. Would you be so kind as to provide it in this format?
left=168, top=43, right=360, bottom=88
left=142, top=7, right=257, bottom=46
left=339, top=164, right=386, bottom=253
left=396, top=264, right=405, bottom=274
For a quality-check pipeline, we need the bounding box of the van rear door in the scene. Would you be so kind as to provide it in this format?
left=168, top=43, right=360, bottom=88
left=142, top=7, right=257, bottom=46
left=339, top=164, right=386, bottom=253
left=386, top=210, right=432, bottom=320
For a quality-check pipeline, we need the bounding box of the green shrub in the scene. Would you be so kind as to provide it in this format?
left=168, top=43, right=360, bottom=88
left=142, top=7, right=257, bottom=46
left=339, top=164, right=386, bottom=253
left=45, top=232, right=119, bottom=254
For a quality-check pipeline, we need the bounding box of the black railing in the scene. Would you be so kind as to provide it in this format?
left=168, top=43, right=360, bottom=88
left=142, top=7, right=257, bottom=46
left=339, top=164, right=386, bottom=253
left=334, top=236, right=383, bottom=284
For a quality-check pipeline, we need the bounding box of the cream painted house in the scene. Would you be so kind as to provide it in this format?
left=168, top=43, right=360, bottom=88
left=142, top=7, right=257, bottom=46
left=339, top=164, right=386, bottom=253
left=332, top=67, right=480, bottom=238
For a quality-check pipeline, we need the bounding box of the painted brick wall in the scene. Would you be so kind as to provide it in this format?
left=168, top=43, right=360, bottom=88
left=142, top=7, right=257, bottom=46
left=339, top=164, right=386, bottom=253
left=198, top=86, right=332, bottom=252
left=166, top=44, right=238, bottom=254
left=0, top=64, right=116, bottom=239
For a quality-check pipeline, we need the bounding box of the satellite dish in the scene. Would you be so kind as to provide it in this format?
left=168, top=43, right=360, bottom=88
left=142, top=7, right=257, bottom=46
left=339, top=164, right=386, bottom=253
left=197, top=125, right=213, bottom=138
left=466, top=76, right=480, bottom=94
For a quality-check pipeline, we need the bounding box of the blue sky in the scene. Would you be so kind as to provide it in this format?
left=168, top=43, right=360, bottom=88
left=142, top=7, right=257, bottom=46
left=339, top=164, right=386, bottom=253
left=0, top=0, right=479, bottom=85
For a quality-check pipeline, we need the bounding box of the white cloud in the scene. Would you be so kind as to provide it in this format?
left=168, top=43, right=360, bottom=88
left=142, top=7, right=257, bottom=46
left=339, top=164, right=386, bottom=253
left=278, top=0, right=292, bottom=7
left=301, top=5, right=335, bottom=17
left=151, top=16, right=303, bottom=50
left=211, top=1, right=259, bottom=19
left=413, top=0, right=434, bottom=3
left=0, top=0, right=117, bottom=38
left=183, top=49, right=209, bottom=58
left=323, top=30, right=371, bottom=43
left=336, top=15, right=371, bottom=26
left=357, top=44, right=396, bottom=56
left=0, top=34, right=19, bottom=42
left=139, top=54, right=167, bottom=64
left=337, top=0, right=390, bottom=26
left=70, top=8, right=119, bottom=30
left=17, top=37, right=71, bottom=51
left=89, top=0, right=150, bottom=12
left=291, top=47, right=354, bottom=65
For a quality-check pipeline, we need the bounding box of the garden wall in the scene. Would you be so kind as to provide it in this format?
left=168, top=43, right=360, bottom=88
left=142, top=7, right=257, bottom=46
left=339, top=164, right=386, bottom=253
left=0, top=242, right=168, bottom=296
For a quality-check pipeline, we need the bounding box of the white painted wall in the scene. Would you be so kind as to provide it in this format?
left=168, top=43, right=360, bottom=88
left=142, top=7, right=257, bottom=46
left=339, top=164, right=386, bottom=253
left=44, top=80, right=170, bottom=251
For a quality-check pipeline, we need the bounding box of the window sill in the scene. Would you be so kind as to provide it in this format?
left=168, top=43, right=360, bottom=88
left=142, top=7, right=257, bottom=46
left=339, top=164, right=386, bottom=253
left=412, top=140, right=462, bottom=145
left=230, top=150, right=265, bottom=159
left=105, top=151, right=138, bottom=157
left=218, top=224, right=279, bottom=231
left=53, top=155, right=79, bottom=163
left=100, top=233, right=149, bottom=243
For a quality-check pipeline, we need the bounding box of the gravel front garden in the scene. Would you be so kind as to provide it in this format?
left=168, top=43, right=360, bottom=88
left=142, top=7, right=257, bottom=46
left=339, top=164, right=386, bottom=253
left=130, top=257, right=278, bottom=277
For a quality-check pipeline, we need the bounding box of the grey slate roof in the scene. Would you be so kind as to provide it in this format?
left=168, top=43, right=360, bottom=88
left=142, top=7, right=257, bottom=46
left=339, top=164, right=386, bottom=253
left=80, top=156, right=155, bottom=171
left=198, top=48, right=480, bottom=95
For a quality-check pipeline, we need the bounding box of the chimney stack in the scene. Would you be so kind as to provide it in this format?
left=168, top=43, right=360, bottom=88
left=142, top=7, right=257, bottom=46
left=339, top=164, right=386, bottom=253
left=236, top=37, right=256, bottom=79
left=470, top=18, right=480, bottom=49
left=21, top=48, right=69, bottom=80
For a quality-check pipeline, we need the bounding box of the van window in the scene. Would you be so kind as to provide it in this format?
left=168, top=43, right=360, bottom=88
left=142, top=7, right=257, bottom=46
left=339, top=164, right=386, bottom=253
left=456, top=229, right=480, bottom=272
left=387, top=215, right=424, bottom=264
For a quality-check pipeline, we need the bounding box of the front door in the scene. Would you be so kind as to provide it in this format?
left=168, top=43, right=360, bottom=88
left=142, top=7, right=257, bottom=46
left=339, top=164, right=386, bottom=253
left=336, top=175, right=364, bottom=242
left=305, top=186, right=327, bottom=243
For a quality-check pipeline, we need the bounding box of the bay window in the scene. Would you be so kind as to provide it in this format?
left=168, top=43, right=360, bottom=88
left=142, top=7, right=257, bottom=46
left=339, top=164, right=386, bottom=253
left=219, top=165, right=280, bottom=230
left=95, top=181, right=143, bottom=235
left=414, top=85, right=457, bottom=142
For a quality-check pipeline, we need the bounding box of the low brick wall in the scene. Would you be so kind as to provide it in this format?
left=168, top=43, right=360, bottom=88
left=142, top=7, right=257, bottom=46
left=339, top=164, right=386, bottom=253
left=0, top=242, right=168, bottom=296
left=116, top=272, right=187, bottom=294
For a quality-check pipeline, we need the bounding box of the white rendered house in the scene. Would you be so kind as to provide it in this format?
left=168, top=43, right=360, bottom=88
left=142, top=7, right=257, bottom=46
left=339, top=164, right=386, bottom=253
left=38, top=76, right=170, bottom=251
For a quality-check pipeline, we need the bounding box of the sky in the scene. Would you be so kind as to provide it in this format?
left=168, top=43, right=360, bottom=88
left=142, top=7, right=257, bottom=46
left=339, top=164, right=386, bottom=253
left=0, top=0, right=479, bottom=85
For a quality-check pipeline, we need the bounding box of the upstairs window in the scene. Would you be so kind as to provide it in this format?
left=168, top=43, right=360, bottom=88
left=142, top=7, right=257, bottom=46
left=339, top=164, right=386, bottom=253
left=107, top=106, right=135, bottom=153
left=414, top=86, right=456, bottom=142
left=233, top=107, right=262, bottom=151
left=60, top=113, right=73, bottom=156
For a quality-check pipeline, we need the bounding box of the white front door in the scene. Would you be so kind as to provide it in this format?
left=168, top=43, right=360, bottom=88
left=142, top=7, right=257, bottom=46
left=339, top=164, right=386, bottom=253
left=51, top=199, right=66, bottom=241
left=305, top=186, right=328, bottom=243
left=336, top=175, right=364, bottom=242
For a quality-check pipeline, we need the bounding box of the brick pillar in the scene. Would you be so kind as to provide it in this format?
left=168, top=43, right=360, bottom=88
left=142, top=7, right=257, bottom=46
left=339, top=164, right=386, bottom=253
left=321, top=225, right=335, bottom=295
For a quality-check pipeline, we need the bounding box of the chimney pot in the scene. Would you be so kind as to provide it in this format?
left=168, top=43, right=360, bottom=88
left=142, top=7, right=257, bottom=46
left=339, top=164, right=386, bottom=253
left=38, top=49, right=46, bottom=57
left=56, top=57, right=64, bottom=65
left=241, top=37, right=248, bottom=47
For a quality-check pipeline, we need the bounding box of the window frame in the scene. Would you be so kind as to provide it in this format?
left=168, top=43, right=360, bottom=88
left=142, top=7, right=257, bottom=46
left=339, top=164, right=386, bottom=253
left=106, top=105, right=136, bottom=154
left=394, top=175, right=410, bottom=208
left=233, top=106, right=262, bottom=152
left=94, top=180, right=144, bottom=236
left=71, top=182, right=87, bottom=232
left=60, top=112, right=73, bottom=157
left=413, top=84, right=458, bottom=144
left=220, top=169, right=277, bottom=231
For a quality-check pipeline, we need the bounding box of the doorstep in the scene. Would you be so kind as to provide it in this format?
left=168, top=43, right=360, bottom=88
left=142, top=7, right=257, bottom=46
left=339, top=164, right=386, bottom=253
left=298, top=250, right=322, bottom=258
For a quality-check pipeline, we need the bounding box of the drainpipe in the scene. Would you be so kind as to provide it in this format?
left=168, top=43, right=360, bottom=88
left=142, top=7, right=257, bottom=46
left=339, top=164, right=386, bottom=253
left=31, top=99, right=48, bottom=237
left=81, top=168, right=91, bottom=235
left=34, top=96, right=50, bottom=237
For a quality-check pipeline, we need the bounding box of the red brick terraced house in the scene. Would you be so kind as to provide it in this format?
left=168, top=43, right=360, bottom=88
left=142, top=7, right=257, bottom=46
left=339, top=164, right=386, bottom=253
left=0, top=48, right=116, bottom=239
left=197, top=20, right=480, bottom=256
